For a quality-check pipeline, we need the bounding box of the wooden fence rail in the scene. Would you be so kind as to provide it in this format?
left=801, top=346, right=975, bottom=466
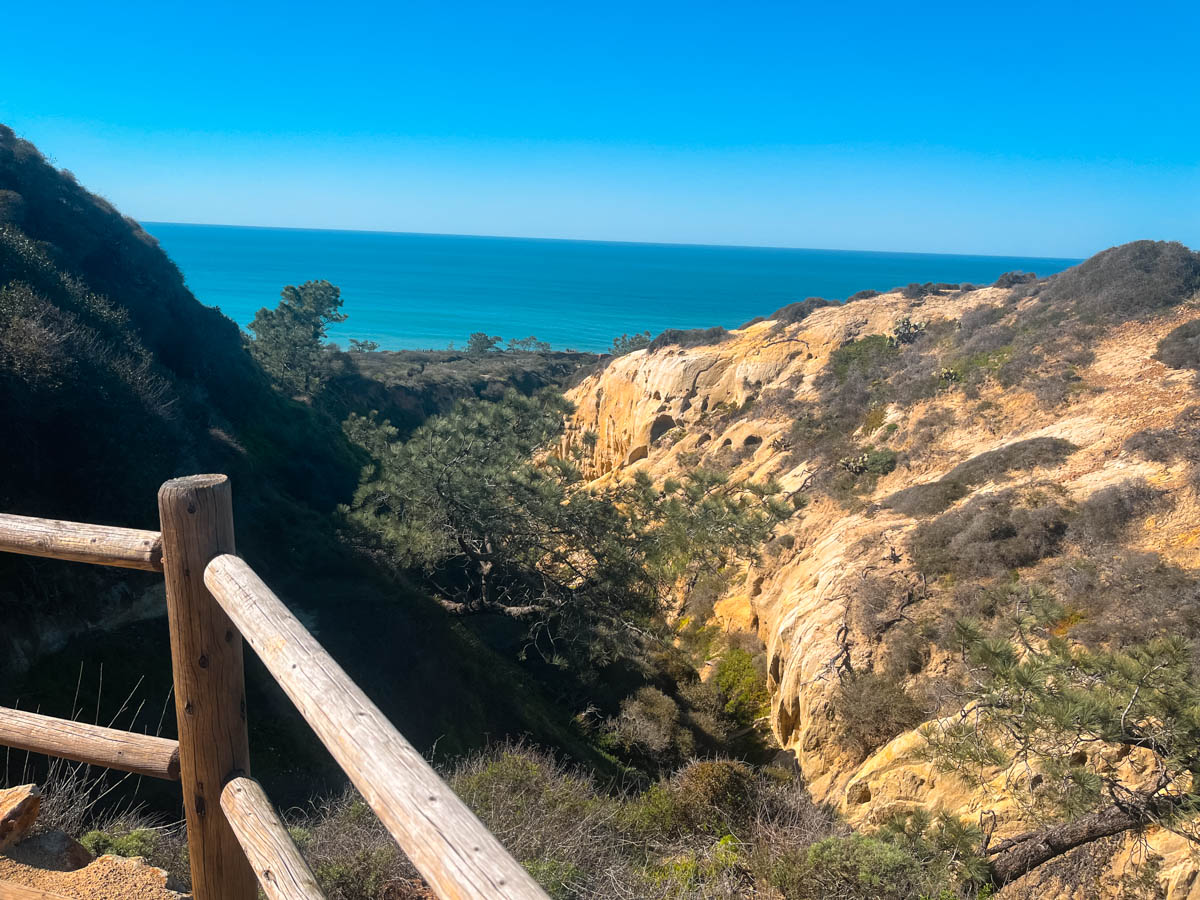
left=221, top=776, right=324, bottom=900
left=0, top=476, right=548, bottom=900
left=0, top=514, right=163, bottom=572
left=205, top=553, right=546, bottom=899
left=0, top=708, right=179, bottom=781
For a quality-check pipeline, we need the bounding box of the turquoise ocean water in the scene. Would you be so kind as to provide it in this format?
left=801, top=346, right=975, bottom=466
left=145, top=223, right=1080, bottom=353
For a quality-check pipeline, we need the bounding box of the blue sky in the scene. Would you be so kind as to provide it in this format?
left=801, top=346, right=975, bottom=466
left=2, top=0, right=1196, bottom=257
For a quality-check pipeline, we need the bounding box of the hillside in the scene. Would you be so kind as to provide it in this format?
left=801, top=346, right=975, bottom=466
left=562, top=242, right=1200, bottom=897
left=0, top=126, right=600, bottom=802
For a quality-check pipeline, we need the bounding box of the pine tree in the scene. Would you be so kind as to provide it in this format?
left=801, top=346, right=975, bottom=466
left=923, top=592, right=1200, bottom=887
left=341, top=390, right=788, bottom=656
left=248, top=280, right=346, bottom=395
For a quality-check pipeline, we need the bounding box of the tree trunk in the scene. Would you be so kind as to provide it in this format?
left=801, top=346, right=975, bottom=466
left=989, top=803, right=1145, bottom=886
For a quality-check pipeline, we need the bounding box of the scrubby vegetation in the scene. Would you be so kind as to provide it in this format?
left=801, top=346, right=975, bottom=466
left=909, top=486, right=1070, bottom=578
left=926, top=599, right=1200, bottom=887
left=288, top=745, right=979, bottom=899
left=610, top=330, right=652, bottom=355
left=1155, top=319, right=1200, bottom=371
left=886, top=437, right=1078, bottom=517
left=833, top=672, right=928, bottom=762
left=647, top=326, right=731, bottom=353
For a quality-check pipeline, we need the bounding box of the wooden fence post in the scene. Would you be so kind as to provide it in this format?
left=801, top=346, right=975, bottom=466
left=158, top=475, right=256, bottom=900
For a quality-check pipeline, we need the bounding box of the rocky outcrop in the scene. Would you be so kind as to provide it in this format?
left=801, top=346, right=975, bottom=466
left=0, top=782, right=184, bottom=898
left=0, top=785, right=41, bottom=850
left=564, top=284, right=1200, bottom=896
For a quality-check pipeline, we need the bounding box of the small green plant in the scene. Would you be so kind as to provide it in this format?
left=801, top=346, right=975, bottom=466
left=838, top=448, right=897, bottom=477
left=888, top=317, right=927, bottom=347
left=80, top=827, right=159, bottom=859
left=713, top=648, right=770, bottom=725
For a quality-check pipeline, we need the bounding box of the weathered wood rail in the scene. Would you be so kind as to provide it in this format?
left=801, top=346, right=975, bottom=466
left=0, top=475, right=548, bottom=900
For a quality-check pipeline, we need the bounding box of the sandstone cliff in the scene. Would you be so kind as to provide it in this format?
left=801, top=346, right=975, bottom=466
left=564, top=254, right=1200, bottom=896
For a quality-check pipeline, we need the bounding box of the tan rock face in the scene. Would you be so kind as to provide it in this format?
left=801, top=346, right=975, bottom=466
left=564, top=288, right=1200, bottom=896
left=0, top=785, right=41, bottom=850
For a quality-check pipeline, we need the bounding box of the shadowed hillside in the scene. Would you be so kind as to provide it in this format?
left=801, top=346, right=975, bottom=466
left=0, top=126, right=601, bottom=805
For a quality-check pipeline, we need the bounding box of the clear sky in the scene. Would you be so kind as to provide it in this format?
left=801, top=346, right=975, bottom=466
left=2, top=0, right=1196, bottom=258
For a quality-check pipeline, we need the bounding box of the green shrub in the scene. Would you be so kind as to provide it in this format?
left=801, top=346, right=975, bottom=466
left=713, top=648, right=770, bottom=725
left=847, top=288, right=880, bottom=302
left=609, top=331, right=651, bottom=355
left=993, top=270, right=1038, bottom=289
left=771, top=832, right=958, bottom=900
left=294, top=792, right=418, bottom=899
left=80, top=827, right=159, bottom=859
left=829, top=334, right=896, bottom=383
left=629, top=760, right=757, bottom=837
left=768, top=297, right=837, bottom=325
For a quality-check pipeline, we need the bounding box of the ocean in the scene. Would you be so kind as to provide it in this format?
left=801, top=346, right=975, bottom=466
left=144, top=223, right=1080, bottom=353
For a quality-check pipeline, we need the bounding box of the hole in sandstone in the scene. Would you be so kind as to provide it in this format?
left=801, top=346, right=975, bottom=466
left=649, top=414, right=677, bottom=442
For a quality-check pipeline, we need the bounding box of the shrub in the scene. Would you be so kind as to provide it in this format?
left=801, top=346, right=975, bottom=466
left=834, top=672, right=927, bottom=760
left=885, top=437, right=1077, bottom=517
left=768, top=297, right=837, bottom=325
left=1124, top=405, right=1200, bottom=465
left=958, top=302, right=1004, bottom=337
left=1155, top=319, right=1200, bottom=370
left=846, top=289, right=880, bottom=302
left=993, top=270, right=1038, bottom=289
left=713, top=648, right=770, bottom=726
left=0, top=189, right=24, bottom=225
left=909, top=487, right=1069, bottom=577
left=646, top=326, right=731, bottom=353
left=291, top=791, right=416, bottom=900
left=604, top=686, right=696, bottom=768
left=80, top=827, right=160, bottom=859
left=1069, top=478, right=1161, bottom=544
left=828, top=334, right=896, bottom=383
left=771, top=832, right=957, bottom=900
left=838, top=448, right=897, bottom=477
left=630, top=760, right=757, bottom=837
left=1040, top=240, right=1200, bottom=320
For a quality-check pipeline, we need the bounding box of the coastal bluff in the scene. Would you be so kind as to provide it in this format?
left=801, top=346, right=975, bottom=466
left=562, top=268, right=1200, bottom=898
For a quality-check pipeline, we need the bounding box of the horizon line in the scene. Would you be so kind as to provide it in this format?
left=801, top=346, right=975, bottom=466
left=140, top=219, right=1085, bottom=263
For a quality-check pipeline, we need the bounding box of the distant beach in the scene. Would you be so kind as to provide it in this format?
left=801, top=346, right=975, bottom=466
left=145, top=223, right=1080, bottom=353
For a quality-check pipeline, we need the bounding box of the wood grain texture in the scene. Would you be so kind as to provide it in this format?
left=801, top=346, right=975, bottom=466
left=205, top=554, right=548, bottom=900
left=0, top=514, right=162, bottom=571
left=0, top=708, right=179, bottom=780
left=221, top=777, right=325, bottom=900
left=158, top=475, right=256, bottom=900
left=0, top=882, right=75, bottom=900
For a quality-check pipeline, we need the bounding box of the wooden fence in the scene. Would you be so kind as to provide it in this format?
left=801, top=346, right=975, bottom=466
left=0, top=475, right=548, bottom=900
